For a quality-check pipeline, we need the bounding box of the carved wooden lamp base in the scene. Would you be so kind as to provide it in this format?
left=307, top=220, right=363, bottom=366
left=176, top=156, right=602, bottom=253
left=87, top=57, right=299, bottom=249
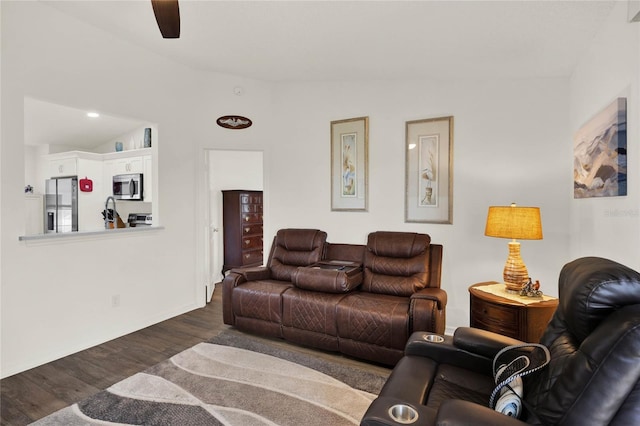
left=503, top=240, right=529, bottom=293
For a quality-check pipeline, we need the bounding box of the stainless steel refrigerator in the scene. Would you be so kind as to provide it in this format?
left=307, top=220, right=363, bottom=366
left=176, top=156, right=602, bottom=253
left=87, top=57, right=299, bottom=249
left=45, top=177, right=78, bottom=233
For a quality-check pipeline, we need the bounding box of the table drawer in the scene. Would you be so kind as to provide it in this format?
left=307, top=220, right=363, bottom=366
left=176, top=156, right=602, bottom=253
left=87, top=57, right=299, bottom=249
left=243, top=224, right=263, bottom=236
left=471, top=299, right=519, bottom=336
left=242, top=204, right=260, bottom=213
left=242, top=249, right=263, bottom=265
left=240, top=194, right=262, bottom=205
left=472, top=299, right=518, bottom=323
left=241, top=235, right=263, bottom=250
left=242, top=213, right=262, bottom=224
left=471, top=316, right=518, bottom=338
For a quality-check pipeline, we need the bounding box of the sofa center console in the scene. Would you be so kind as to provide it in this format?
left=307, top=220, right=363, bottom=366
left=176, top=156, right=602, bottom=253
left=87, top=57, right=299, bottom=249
left=292, top=261, right=363, bottom=294
left=309, top=260, right=360, bottom=270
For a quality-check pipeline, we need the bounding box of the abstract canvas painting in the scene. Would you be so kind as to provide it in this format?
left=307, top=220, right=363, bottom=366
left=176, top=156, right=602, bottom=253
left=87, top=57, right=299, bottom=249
left=573, top=98, right=627, bottom=198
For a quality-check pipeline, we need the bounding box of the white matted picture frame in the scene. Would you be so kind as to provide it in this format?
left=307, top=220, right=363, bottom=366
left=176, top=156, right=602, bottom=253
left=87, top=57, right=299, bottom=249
left=331, top=116, right=369, bottom=211
left=405, top=116, right=454, bottom=224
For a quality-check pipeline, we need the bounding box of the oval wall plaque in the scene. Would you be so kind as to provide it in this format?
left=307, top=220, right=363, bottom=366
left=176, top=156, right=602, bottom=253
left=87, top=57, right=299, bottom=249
left=216, top=115, right=252, bottom=129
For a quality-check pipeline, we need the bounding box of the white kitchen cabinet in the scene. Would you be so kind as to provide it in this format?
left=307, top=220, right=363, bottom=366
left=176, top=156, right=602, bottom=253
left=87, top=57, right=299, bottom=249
left=103, top=149, right=151, bottom=201
left=143, top=155, right=152, bottom=203
left=48, top=157, right=77, bottom=177
left=25, top=194, right=44, bottom=235
left=109, top=157, right=144, bottom=175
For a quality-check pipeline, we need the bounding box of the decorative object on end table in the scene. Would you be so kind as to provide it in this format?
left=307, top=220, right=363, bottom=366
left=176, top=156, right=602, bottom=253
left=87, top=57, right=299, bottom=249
left=405, top=116, right=454, bottom=224
left=330, top=116, right=369, bottom=211
left=485, top=203, right=543, bottom=293
left=520, top=277, right=543, bottom=298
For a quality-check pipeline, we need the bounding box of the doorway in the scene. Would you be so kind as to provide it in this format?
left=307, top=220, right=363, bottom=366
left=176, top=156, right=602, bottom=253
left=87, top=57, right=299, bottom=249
left=205, top=150, right=264, bottom=301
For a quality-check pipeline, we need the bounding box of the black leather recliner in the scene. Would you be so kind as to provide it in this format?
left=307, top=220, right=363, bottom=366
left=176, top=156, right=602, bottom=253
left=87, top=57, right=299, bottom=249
left=361, top=257, right=640, bottom=425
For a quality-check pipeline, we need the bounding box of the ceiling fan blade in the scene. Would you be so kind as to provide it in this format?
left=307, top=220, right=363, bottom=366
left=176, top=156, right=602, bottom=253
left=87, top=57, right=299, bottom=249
left=151, top=0, right=180, bottom=39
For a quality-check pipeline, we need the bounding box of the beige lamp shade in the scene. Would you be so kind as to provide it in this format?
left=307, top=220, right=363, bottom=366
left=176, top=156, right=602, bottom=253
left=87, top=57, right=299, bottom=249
left=485, top=205, right=543, bottom=240
left=485, top=204, right=543, bottom=292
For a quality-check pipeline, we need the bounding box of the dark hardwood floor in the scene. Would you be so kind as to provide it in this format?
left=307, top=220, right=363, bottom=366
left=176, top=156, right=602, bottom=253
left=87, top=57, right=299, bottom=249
left=1, top=287, right=227, bottom=426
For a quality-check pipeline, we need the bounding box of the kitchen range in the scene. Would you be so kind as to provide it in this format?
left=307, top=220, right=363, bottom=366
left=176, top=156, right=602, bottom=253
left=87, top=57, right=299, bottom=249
left=127, top=213, right=152, bottom=227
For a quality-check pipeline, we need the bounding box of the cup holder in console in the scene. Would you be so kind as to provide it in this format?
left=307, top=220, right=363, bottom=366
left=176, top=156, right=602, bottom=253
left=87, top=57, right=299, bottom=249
left=423, top=334, right=445, bottom=343
left=388, top=404, right=419, bottom=424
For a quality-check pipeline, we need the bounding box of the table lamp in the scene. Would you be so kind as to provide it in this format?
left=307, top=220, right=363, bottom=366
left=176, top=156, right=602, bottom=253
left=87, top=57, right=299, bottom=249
left=484, top=203, right=543, bottom=293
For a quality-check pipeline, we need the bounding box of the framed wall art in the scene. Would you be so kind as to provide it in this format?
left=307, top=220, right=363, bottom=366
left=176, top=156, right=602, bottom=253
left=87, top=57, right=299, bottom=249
left=573, top=97, right=627, bottom=198
left=405, top=116, right=454, bottom=224
left=331, top=116, right=369, bottom=211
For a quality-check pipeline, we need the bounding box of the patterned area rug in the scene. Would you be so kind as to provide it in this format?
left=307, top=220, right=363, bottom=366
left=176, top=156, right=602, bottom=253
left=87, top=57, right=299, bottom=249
left=32, top=329, right=390, bottom=425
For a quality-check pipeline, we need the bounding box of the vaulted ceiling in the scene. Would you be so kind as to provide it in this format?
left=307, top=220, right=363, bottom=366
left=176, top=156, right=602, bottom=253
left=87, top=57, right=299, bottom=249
left=25, top=1, right=617, bottom=148
left=45, top=0, right=616, bottom=82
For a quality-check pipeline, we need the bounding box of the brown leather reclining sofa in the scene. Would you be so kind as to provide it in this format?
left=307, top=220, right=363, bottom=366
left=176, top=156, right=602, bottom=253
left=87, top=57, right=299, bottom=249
left=222, top=228, right=446, bottom=366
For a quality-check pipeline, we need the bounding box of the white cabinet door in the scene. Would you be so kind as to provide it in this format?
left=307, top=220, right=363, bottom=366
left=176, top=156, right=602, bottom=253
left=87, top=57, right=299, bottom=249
left=103, top=160, right=116, bottom=195
left=25, top=194, right=44, bottom=235
left=48, top=157, right=77, bottom=177
left=111, top=157, right=143, bottom=175
left=143, top=155, right=152, bottom=203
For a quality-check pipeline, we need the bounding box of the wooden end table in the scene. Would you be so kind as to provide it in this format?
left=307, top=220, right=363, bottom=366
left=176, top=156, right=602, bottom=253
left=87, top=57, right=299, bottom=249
left=469, top=281, right=558, bottom=343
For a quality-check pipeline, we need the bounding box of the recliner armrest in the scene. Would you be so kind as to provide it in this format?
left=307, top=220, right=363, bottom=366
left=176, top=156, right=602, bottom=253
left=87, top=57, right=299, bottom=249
left=436, top=400, right=527, bottom=425
left=229, top=266, right=271, bottom=281
left=222, top=266, right=272, bottom=326
left=410, top=287, right=447, bottom=309
left=453, top=327, right=525, bottom=359
left=403, top=329, right=522, bottom=375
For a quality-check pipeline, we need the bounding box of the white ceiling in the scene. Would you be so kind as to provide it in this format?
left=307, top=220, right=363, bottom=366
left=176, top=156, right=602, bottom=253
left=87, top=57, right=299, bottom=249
left=27, top=0, right=617, bottom=149
left=46, top=0, right=617, bottom=82
left=24, top=97, right=146, bottom=149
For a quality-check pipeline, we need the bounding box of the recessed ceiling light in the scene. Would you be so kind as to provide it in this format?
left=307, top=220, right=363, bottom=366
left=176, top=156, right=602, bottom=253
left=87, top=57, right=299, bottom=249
left=86, top=112, right=100, bottom=118
left=408, top=143, right=416, bottom=150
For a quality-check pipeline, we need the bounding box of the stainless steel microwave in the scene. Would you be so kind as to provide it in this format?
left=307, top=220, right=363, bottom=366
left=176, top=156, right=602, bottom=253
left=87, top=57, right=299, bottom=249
left=113, top=173, right=143, bottom=201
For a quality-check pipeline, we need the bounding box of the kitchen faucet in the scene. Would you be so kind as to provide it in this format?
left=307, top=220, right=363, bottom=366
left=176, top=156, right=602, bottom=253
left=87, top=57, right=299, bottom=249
left=104, top=196, right=117, bottom=229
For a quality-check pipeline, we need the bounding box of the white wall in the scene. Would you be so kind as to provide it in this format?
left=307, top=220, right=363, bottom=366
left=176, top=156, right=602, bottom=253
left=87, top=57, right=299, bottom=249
left=3, top=1, right=636, bottom=378
left=1, top=2, right=274, bottom=377
left=269, top=78, right=571, bottom=330
left=569, top=2, right=640, bottom=272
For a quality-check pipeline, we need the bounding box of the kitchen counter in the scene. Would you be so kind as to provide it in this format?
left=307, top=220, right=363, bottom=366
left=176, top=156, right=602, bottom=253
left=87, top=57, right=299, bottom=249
left=18, top=225, right=164, bottom=242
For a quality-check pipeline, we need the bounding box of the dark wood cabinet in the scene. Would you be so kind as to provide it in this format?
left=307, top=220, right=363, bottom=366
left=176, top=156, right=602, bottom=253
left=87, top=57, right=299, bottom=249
left=469, top=282, right=558, bottom=343
left=222, top=190, right=264, bottom=275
